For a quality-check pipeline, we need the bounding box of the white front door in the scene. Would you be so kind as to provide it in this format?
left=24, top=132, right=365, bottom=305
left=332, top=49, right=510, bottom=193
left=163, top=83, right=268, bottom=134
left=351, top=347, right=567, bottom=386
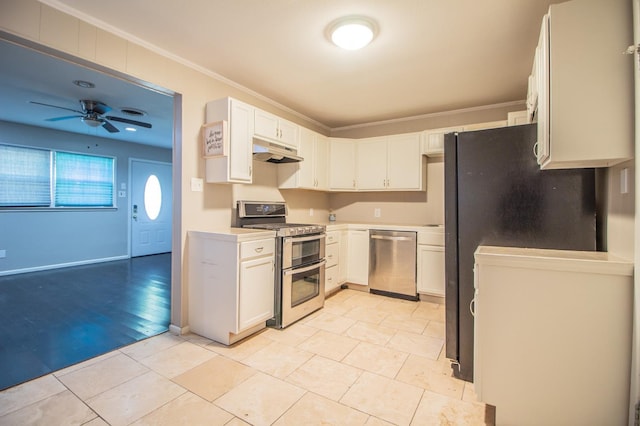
left=131, top=159, right=172, bottom=257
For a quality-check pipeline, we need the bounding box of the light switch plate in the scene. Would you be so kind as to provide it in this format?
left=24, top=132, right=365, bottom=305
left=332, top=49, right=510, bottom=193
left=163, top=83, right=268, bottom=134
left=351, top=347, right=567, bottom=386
left=191, top=177, right=204, bottom=192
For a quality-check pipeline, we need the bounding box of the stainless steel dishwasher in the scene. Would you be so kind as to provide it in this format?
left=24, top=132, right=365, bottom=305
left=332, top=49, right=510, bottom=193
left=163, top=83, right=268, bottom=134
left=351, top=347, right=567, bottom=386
left=369, top=230, right=418, bottom=300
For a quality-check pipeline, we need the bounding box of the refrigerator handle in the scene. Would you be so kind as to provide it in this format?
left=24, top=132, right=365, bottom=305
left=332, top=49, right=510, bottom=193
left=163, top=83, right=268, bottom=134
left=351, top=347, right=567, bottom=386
left=469, top=298, right=476, bottom=317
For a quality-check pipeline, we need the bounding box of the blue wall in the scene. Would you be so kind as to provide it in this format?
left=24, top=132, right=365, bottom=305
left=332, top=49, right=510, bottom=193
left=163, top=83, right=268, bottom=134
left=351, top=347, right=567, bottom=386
left=0, top=120, right=172, bottom=274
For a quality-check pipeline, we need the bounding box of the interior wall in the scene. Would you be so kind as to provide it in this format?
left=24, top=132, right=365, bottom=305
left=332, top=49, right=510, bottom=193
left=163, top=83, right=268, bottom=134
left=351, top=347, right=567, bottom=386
left=0, top=120, right=172, bottom=274
left=329, top=157, right=444, bottom=225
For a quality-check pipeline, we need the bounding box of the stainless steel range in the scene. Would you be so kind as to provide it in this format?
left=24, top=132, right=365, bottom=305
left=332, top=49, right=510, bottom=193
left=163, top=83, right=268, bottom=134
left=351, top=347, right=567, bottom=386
left=237, top=201, right=326, bottom=328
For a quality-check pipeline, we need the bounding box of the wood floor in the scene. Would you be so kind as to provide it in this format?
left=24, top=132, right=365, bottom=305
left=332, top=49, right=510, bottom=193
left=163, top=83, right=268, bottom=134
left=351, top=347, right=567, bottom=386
left=0, top=254, right=171, bottom=391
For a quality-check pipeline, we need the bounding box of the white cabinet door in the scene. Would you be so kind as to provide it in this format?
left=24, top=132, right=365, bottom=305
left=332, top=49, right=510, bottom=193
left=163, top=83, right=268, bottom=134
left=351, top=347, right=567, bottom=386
left=387, top=133, right=422, bottom=190
left=229, top=99, right=254, bottom=182
left=356, top=137, right=387, bottom=190
left=254, top=109, right=299, bottom=148
left=329, top=138, right=357, bottom=190
left=315, top=134, right=329, bottom=190
left=422, top=127, right=463, bottom=157
left=278, top=118, right=299, bottom=148
left=205, top=98, right=253, bottom=184
left=254, top=109, right=280, bottom=142
left=238, top=256, right=274, bottom=332
left=417, top=245, right=445, bottom=296
left=296, top=126, right=315, bottom=188
left=338, top=230, right=348, bottom=283
left=347, top=229, right=369, bottom=285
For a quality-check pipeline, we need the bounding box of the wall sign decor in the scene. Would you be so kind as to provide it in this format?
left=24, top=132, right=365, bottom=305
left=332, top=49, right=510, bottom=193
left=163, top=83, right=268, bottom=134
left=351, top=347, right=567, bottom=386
left=202, top=120, right=228, bottom=157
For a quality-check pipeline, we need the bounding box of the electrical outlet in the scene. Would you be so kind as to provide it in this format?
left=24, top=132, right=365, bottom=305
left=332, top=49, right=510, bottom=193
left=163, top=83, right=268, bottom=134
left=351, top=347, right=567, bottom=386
left=118, top=191, right=126, bottom=198
left=309, top=208, right=314, bottom=216
left=374, top=208, right=381, bottom=218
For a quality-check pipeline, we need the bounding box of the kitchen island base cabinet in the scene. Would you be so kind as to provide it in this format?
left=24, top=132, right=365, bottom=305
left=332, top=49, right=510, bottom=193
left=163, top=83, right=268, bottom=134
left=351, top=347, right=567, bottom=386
left=473, top=246, right=633, bottom=426
left=188, top=231, right=275, bottom=346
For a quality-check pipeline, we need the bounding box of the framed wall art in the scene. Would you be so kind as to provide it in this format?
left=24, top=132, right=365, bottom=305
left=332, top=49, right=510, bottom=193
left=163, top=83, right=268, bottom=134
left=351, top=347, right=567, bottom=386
left=202, top=120, right=228, bottom=157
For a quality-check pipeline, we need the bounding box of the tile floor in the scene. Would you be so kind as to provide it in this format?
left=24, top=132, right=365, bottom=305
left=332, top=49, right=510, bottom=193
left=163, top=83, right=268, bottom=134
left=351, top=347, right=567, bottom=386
left=0, top=289, right=493, bottom=425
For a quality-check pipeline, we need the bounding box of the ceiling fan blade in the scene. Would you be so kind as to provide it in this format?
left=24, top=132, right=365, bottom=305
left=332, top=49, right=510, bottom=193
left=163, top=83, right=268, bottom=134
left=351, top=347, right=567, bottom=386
left=101, top=120, right=120, bottom=133
left=30, top=101, right=83, bottom=115
left=106, top=116, right=152, bottom=129
left=45, top=115, right=83, bottom=122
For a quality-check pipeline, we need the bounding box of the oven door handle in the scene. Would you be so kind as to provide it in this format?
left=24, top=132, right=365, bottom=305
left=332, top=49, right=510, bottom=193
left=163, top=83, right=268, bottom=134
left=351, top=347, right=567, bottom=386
left=283, top=234, right=326, bottom=244
left=283, top=260, right=326, bottom=276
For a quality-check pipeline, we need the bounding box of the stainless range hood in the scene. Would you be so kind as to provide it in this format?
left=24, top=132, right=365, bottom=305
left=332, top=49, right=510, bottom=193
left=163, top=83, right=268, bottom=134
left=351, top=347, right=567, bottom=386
left=253, top=139, right=303, bottom=163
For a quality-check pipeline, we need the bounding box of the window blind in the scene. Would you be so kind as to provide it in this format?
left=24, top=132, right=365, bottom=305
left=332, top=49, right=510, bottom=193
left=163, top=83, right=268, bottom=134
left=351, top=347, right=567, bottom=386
left=54, top=152, right=114, bottom=207
left=0, top=145, right=51, bottom=207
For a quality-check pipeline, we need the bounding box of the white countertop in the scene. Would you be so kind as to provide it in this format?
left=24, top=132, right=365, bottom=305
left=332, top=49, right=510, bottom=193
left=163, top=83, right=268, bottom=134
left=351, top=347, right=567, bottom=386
left=474, top=245, right=633, bottom=276
left=323, top=222, right=444, bottom=233
left=188, top=228, right=276, bottom=243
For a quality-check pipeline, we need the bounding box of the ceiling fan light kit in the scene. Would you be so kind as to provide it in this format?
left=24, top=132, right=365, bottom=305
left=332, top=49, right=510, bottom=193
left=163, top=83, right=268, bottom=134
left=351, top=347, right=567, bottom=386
left=329, top=16, right=377, bottom=50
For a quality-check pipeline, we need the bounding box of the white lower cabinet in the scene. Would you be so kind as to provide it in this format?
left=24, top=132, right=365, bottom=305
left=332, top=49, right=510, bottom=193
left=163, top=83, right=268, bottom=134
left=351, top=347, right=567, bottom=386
left=325, top=233, right=340, bottom=294
left=188, top=231, right=275, bottom=345
left=346, top=229, right=369, bottom=285
left=417, top=227, right=445, bottom=296
left=473, top=246, right=633, bottom=425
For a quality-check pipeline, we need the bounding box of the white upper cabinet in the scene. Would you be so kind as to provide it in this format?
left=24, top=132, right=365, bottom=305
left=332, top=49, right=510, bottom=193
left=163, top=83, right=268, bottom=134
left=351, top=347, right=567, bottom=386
left=534, top=0, right=633, bottom=169
left=387, top=133, right=424, bottom=190
left=329, top=138, right=358, bottom=191
left=422, top=126, right=464, bottom=157
left=205, top=97, right=254, bottom=184
left=254, top=109, right=299, bottom=149
left=356, top=137, right=387, bottom=190
left=357, top=133, right=424, bottom=191
left=278, top=127, right=328, bottom=191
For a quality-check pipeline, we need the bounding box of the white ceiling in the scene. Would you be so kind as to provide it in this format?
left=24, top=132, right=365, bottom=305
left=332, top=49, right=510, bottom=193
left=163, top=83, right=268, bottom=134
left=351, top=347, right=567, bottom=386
left=0, top=1, right=564, bottom=148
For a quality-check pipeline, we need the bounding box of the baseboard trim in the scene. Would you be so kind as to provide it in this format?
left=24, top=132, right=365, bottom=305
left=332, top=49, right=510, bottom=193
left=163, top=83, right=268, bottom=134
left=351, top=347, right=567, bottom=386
left=0, top=255, right=130, bottom=276
left=169, top=324, right=189, bottom=335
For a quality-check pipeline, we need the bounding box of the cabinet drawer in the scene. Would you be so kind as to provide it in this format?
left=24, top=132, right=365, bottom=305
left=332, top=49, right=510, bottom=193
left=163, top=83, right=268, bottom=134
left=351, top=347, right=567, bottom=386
left=326, top=231, right=340, bottom=245
left=240, top=238, right=275, bottom=260
left=326, top=242, right=339, bottom=268
left=325, top=264, right=340, bottom=293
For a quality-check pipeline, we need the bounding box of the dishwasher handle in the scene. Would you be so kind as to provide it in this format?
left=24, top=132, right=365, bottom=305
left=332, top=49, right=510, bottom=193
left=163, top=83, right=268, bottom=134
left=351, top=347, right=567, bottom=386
left=371, top=234, right=414, bottom=242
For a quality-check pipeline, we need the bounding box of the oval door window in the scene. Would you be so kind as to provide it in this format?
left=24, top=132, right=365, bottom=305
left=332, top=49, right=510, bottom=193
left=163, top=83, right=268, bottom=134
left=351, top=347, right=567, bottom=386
left=144, top=174, right=162, bottom=220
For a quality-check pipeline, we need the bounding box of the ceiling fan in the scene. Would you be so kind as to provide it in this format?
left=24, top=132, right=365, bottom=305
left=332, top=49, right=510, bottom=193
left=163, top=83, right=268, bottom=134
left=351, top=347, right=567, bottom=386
left=29, top=99, right=152, bottom=133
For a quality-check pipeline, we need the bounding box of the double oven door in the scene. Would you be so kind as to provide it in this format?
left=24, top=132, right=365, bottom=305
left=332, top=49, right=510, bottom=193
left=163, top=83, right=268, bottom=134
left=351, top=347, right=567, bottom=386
left=280, top=234, right=326, bottom=328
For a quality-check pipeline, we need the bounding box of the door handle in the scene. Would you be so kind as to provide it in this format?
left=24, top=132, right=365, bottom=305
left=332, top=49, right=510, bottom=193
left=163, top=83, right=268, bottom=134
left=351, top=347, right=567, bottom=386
left=132, top=214, right=138, bottom=221
left=283, top=260, right=326, bottom=276
left=371, top=235, right=414, bottom=241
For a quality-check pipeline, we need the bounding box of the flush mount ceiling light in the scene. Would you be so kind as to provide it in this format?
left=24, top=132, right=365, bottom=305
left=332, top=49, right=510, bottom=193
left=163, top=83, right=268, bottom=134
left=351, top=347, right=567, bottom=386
left=329, top=16, right=377, bottom=50
left=73, top=80, right=95, bottom=89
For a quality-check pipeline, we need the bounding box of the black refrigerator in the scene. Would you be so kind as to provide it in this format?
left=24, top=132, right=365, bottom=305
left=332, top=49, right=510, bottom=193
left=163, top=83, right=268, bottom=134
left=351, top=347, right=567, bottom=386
left=444, top=124, right=597, bottom=382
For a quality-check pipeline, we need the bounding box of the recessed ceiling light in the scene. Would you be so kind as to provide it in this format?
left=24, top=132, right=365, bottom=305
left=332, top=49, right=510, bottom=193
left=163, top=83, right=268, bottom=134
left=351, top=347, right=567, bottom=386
left=73, top=80, right=95, bottom=89
left=329, top=16, right=377, bottom=50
